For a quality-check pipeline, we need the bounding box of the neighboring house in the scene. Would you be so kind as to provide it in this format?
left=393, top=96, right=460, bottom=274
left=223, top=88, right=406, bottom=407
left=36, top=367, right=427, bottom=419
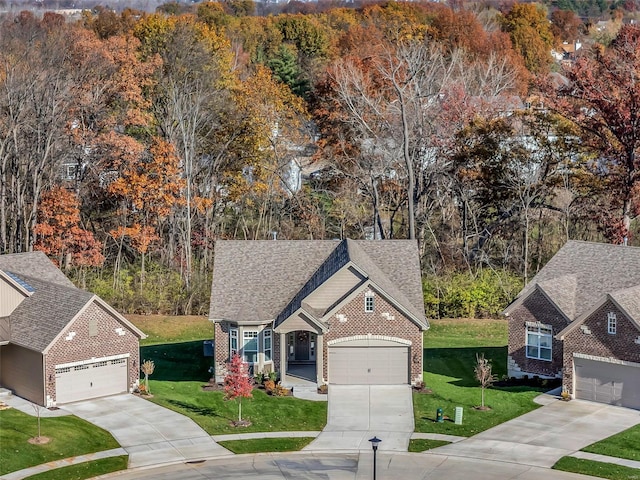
left=505, top=240, right=640, bottom=409
left=210, top=239, right=428, bottom=386
left=0, top=252, right=145, bottom=407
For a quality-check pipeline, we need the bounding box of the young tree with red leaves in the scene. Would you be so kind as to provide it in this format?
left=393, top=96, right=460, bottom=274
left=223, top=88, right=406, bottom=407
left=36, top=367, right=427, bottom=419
left=224, top=354, right=253, bottom=425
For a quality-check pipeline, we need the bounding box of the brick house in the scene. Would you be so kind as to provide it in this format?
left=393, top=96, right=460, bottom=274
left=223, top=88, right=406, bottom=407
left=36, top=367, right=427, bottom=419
left=0, top=252, right=145, bottom=407
left=505, top=240, right=640, bottom=409
left=210, top=240, right=428, bottom=386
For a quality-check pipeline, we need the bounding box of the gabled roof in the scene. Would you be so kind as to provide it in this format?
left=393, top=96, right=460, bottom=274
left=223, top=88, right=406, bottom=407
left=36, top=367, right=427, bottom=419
left=0, top=252, right=145, bottom=352
left=507, top=240, right=640, bottom=323
left=0, top=251, right=75, bottom=288
left=210, top=240, right=427, bottom=328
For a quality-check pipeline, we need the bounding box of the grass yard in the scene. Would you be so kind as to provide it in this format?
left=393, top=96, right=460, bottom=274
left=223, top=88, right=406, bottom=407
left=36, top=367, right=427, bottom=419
left=414, top=318, right=544, bottom=436
left=407, top=439, right=451, bottom=452
left=141, top=341, right=327, bottom=434
left=553, top=457, right=640, bottom=480
left=582, top=424, right=640, bottom=461
left=23, top=456, right=128, bottom=480
left=218, top=437, right=315, bottom=454
left=127, top=315, right=213, bottom=346
left=0, top=409, right=120, bottom=475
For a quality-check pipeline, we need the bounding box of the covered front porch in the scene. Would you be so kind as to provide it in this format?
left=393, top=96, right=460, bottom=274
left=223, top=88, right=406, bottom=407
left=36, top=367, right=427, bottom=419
left=275, top=326, right=325, bottom=386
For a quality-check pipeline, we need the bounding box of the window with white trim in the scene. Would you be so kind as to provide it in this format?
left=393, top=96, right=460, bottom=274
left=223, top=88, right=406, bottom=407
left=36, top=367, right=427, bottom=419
left=608, top=312, right=617, bottom=335
left=243, top=330, right=258, bottom=363
left=364, top=291, right=374, bottom=313
left=263, top=329, right=272, bottom=362
left=230, top=328, right=238, bottom=357
left=526, top=324, right=552, bottom=361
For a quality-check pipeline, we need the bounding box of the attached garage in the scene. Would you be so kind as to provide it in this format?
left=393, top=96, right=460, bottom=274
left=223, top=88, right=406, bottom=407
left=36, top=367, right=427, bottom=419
left=55, top=356, right=129, bottom=404
left=574, top=355, right=640, bottom=409
left=329, top=338, right=409, bottom=385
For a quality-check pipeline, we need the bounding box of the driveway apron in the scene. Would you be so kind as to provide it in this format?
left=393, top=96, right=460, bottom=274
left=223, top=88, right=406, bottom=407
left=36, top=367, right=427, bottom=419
left=305, top=385, right=414, bottom=452
left=429, top=398, right=640, bottom=468
left=62, top=394, right=231, bottom=468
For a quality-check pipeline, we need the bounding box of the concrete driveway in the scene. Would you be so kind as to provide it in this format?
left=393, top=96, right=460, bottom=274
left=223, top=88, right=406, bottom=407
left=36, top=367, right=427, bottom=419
left=62, top=394, right=231, bottom=468
left=429, top=397, right=640, bottom=468
left=104, top=451, right=602, bottom=480
left=305, top=385, right=414, bottom=452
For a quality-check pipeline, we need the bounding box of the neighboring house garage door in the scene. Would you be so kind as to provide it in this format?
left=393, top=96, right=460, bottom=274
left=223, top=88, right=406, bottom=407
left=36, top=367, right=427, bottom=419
left=329, top=339, right=409, bottom=385
left=55, top=358, right=128, bottom=404
left=574, top=356, right=640, bottom=409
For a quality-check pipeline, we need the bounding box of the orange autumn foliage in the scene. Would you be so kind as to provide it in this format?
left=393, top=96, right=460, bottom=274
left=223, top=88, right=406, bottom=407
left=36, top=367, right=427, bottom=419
left=33, top=187, right=104, bottom=268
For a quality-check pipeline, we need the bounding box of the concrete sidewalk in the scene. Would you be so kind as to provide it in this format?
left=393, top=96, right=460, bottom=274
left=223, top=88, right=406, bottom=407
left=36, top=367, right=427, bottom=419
left=304, top=385, right=414, bottom=452
left=428, top=398, right=640, bottom=468
left=570, top=451, right=640, bottom=470
left=62, top=394, right=232, bottom=468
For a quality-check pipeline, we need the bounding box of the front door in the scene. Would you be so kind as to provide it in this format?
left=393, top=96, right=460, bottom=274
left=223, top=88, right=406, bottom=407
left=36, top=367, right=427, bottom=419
left=295, top=332, right=309, bottom=360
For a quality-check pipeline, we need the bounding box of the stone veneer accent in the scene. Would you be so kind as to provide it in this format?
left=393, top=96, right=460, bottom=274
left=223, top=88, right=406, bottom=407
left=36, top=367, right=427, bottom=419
left=322, top=289, right=423, bottom=384
left=562, top=300, right=640, bottom=395
left=44, top=301, right=139, bottom=405
left=507, top=289, right=568, bottom=379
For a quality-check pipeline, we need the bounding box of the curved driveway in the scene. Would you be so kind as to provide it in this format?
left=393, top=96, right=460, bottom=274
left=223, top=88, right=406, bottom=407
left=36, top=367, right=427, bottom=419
left=103, top=451, right=601, bottom=480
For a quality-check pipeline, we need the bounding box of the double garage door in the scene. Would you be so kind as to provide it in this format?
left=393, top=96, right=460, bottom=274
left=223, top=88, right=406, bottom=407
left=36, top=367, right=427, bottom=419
left=329, top=344, right=409, bottom=385
left=55, top=358, right=128, bottom=404
left=574, top=357, right=640, bottom=409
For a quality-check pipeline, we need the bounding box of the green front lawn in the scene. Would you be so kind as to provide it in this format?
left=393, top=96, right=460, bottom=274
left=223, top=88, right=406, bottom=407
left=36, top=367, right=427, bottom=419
left=0, top=409, right=120, bottom=475
left=148, top=381, right=326, bottom=434
left=414, top=319, right=544, bottom=436
left=582, top=424, right=640, bottom=461
left=553, top=457, right=640, bottom=480
left=218, top=437, right=315, bottom=454
left=23, top=456, right=128, bottom=480
left=408, top=439, right=450, bottom=452
left=141, top=341, right=327, bottom=434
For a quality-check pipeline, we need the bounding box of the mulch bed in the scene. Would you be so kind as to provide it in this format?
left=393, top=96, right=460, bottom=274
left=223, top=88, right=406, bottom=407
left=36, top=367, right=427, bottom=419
left=28, top=436, right=50, bottom=445
left=230, top=420, right=252, bottom=427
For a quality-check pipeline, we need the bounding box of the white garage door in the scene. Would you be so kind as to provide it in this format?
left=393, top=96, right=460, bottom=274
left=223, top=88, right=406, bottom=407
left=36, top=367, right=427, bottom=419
left=575, top=357, right=640, bottom=409
left=55, top=358, right=128, bottom=404
left=329, top=346, right=408, bottom=384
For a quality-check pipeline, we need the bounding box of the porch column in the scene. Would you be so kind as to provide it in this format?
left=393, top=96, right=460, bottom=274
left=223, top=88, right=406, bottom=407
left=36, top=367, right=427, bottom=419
left=316, top=333, right=324, bottom=384
left=279, top=332, right=287, bottom=384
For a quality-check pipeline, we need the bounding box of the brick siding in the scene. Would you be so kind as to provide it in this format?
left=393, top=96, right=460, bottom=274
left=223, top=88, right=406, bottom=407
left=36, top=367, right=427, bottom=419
left=507, top=289, right=568, bottom=378
left=45, top=301, right=139, bottom=405
left=562, top=300, right=640, bottom=394
left=323, top=289, right=423, bottom=384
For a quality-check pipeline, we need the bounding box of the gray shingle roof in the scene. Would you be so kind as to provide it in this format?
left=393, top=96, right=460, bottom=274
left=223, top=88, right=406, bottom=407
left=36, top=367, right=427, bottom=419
left=0, top=251, right=75, bottom=288
left=0, top=252, right=144, bottom=352
left=8, top=274, right=93, bottom=352
left=510, top=240, right=640, bottom=322
left=210, top=240, right=427, bottom=327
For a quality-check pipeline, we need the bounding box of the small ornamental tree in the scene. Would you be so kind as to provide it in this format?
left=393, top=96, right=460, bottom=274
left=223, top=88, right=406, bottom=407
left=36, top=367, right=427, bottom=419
left=474, top=353, right=497, bottom=409
left=140, top=359, right=155, bottom=394
left=224, top=354, right=253, bottom=425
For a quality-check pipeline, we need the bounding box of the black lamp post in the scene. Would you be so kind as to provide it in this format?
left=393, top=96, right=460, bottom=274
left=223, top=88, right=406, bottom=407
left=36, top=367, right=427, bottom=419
left=369, top=436, right=381, bottom=480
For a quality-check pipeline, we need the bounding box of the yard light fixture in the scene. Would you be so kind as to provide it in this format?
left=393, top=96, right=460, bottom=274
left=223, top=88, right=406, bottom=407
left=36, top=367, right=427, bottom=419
left=369, top=436, right=381, bottom=480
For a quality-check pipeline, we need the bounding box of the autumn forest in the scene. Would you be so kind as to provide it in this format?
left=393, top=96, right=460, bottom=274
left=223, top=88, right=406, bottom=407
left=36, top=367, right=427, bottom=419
left=2, top=2, right=639, bottom=316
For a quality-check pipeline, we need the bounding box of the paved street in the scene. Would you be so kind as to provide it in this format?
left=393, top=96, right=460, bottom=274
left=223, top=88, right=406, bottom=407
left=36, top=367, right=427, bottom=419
left=103, top=451, right=602, bottom=480
left=305, top=385, right=414, bottom=452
